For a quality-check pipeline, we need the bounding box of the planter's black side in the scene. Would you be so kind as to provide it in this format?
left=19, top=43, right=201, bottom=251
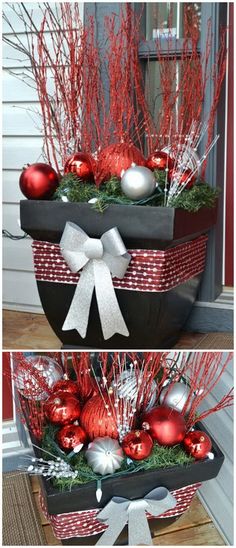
left=36, top=276, right=201, bottom=349
left=20, top=200, right=217, bottom=248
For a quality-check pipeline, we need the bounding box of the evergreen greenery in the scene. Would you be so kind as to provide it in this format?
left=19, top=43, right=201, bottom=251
left=41, top=424, right=194, bottom=492
left=53, top=171, right=219, bottom=213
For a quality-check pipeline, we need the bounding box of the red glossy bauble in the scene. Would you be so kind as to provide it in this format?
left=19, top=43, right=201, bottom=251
left=57, top=424, right=87, bottom=452
left=52, top=379, right=79, bottom=396
left=122, top=430, right=153, bottom=460
left=183, top=430, right=212, bottom=459
left=45, top=391, right=81, bottom=425
left=169, top=168, right=196, bottom=189
left=19, top=163, right=59, bottom=199
left=64, top=152, right=94, bottom=181
left=142, top=406, right=186, bottom=446
left=80, top=394, right=118, bottom=440
left=96, top=143, right=146, bottom=184
left=146, top=151, right=174, bottom=172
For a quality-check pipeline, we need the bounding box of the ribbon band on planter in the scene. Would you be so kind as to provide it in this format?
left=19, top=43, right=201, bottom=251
left=59, top=222, right=131, bottom=340
left=40, top=483, right=201, bottom=541
left=95, top=487, right=176, bottom=545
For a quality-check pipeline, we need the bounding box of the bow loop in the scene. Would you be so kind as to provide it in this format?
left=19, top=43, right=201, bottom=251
left=60, top=222, right=131, bottom=340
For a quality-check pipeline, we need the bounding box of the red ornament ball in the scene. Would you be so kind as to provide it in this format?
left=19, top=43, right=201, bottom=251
left=96, top=143, right=146, bottom=184
left=57, top=424, right=87, bottom=452
left=19, top=163, right=59, bottom=199
left=169, top=168, right=196, bottom=189
left=45, top=391, right=81, bottom=426
left=183, top=430, right=212, bottom=459
left=146, top=151, right=174, bottom=172
left=80, top=394, right=118, bottom=440
left=64, top=152, right=94, bottom=181
left=52, top=379, right=79, bottom=396
left=142, top=406, right=186, bottom=446
left=122, top=430, right=153, bottom=460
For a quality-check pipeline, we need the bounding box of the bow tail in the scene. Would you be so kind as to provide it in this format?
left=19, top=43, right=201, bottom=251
left=128, top=507, right=152, bottom=546
left=93, top=261, right=129, bottom=340
left=96, top=504, right=128, bottom=546
left=62, top=263, right=94, bottom=338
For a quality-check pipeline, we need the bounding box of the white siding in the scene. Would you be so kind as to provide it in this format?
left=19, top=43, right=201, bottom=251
left=200, top=354, right=234, bottom=544
left=2, top=3, right=83, bottom=312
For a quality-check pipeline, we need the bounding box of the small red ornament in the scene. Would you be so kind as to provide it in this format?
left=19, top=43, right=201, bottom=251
left=64, top=152, right=94, bottom=181
left=80, top=394, right=118, bottom=440
left=122, top=430, right=153, bottom=460
left=96, top=143, right=146, bottom=184
left=183, top=430, right=212, bottom=459
left=169, top=168, right=196, bottom=188
left=19, top=163, right=59, bottom=199
left=52, top=379, right=79, bottom=396
left=142, top=406, right=186, bottom=446
left=146, top=151, right=174, bottom=172
left=57, top=424, right=87, bottom=452
left=45, top=391, right=81, bottom=426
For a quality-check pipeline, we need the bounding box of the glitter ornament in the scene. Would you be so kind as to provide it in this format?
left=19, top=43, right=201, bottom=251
left=45, top=391, right=81, bottom=425
left=160, top=382, right=192, bottom=413
left=19, top=163, right=59, bottom=199
left=86, top=437, right=124, bottom=475
left=146, top=151, right=174, bottom=171
left=183, top=430, right=212, bottom=459
left=80, top=394, right=118, bottom=440
left=96, top=143, right=146, bottom=184
left=14, top=356, right=63, bottom=401
left=142, top=406, right=186, bottom=446
left=113, top=370, right=157, bottom=411
left=64, top=152, right=94, bottom=181
left=122, top=430, right=153, bottom=460
left=121, top=166, right=156, bottom=200
left=57, top=424, right=87, bottom=452
left=52, top=379, right=80, bottom=396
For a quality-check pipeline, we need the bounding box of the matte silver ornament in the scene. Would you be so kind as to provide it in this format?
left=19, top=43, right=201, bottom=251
left=121, top=166, right=156, bottom=200
left=160, top=382, right=192, bottom=413
left=113, top=370, right=157, bottom=411
left=86, top=437, right=124, bottom=475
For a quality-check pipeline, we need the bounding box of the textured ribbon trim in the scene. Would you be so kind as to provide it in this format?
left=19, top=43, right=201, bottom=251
left=96, top=487, right=176, bottom=545
left=40, top=483, right=201, bottom=540
left=60, top=222, right=131, bottom=340
left=32, top=235, right=208, bottom=293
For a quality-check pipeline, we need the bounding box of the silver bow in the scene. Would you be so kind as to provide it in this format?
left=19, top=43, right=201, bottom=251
left=60, top=222, right=131, bottom=340
left=96, top=487, right=177, bottom=545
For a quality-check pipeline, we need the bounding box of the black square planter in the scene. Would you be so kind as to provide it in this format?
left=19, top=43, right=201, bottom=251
left=20, top=201, right=217, bottom=349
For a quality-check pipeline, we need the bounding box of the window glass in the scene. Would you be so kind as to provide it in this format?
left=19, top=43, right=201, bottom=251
left=146, top=3, right=201, bottom=40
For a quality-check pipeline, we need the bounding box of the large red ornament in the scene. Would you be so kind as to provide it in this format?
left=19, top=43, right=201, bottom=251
left=64, top=152, right=94, bottom=181
left=52, top=379, right=79, bottom=396
left=183, top=430, right=212, bottom=459
left=146, top=151, right=174, bottom=172
left=96, top=143, right=146, bottom=184
left=19, top=163, right=59, bottom=199
left=169, top=168, right=196, bottom=189
left=122, top=430, right=153, bottom=460
left=142, top=406, right=186, bottom=446
left=57, top=424, right=87, bottom=452
left=45, top=391, right=81, bottom=426
left=80, top=394, right=118, bottom=440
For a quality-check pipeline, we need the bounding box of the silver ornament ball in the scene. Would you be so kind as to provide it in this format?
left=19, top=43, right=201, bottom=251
left=14, top=356, right=63, bottom=400
left=121, top=166, right=156, bottom=200
left=113, top=370, right=157, bottom=411
left=160, top=382, right=192, bottom=413
left=86, top=437, right=124, bottom=475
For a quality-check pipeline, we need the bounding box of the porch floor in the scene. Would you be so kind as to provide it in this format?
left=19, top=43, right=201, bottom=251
left=3, top=310, right=233, bottom=350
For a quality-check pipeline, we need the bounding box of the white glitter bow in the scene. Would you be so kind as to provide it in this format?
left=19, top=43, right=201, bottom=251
left=96, top=486, right=177, bottom=545
left=60, top=222, right=131, bottom=340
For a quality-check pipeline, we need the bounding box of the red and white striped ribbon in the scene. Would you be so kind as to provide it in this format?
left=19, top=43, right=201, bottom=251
left=40, top=482, right=201, bottom=539
left=32, top=235, right=207, bottom=293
